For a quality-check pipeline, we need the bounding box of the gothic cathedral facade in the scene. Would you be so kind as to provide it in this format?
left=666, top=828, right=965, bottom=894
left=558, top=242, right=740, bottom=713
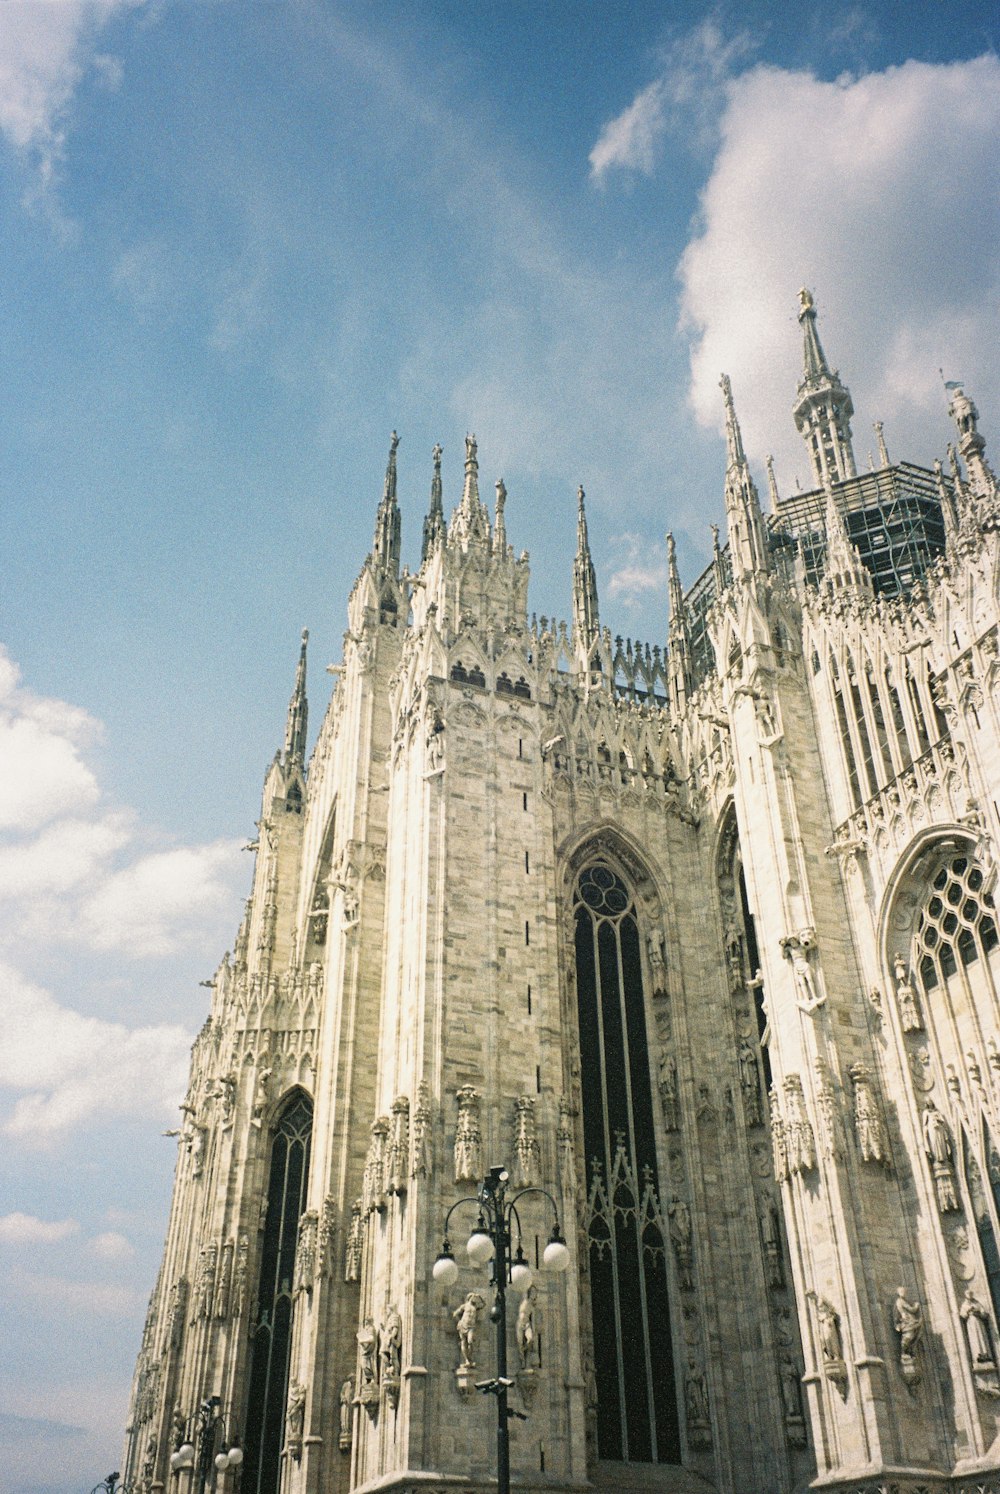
left=125, top=293, right=1000, bottom=1494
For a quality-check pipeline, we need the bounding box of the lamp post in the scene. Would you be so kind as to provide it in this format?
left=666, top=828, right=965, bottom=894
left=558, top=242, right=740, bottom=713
left=89, top=1475, right=133, bottom=1494
left=169, top=1398, right=243, bottom=1493
left=432, top=1165, right=570, bottom=1494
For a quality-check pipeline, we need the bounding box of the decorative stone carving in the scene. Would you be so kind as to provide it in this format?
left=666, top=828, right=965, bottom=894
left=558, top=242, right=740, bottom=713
left=516, top=1284, right=538, bottom=1369
left=339, top=1376, right=355, bottom=1450
left=196, top=1244, right=217, bottom=1320
left=189, top=1125, right=208, bottom=1179
left=285, top=1381, right=306, bottom=1459
left=778, top=1358, right=806, bottom=1445
left=892, top=954, right=923, bottom=1032
left=217, top=1074, right=237, bottom=1127
left=316, top=1196, right=337, bottom=1279
left=362, top=1116, right=389, bottom=1214
left=557, top=1095, right=577, bottom=1198
left=411, top=1080, right=432, bottom=1178
left=808, top=1292, right=847, bottom=1387
left=769, top=1088, right=789, bottom=1183
left=294, top=1210, right=318, bottom=1295
left=357, top=1317, right=379, bottom=1412
left=659, top=1053, right=679, bottom=1132
left=344, top=1200, right=364, bottom=1282
left=646, top=930, right=668, bottom=998
left=169, top=1278, right=189, bottom=1349
left=891, top=1286, right=923, bottom=1386
left=213, top=1241, right=233, bottom=1319
left=960, top=1288, right=1000, bottom=1395
left=513, top=1095, right=539, bottom=1186
left=759, top=1198, right=784, bottom=1289
left=252, top=1066, right=272, bottom=1127
left=386, top=1095, right=410, bottom=1195
left=783, top=1074, right=816, bottom=1175
left=454, top=1085, right=482, bottom=1183
left=922, top=1101, right=959, bottom=1211
left=453, top=1291, right=486, bottom=1385
left=380, top=1304, right=402, bottom=1408
left=814, top=1058, right=843, bottom=1162
left=668, top=1195, right=694, bottom=1289
left=849, top=1063, right=889, bottom=1165
left=233, top=1236, right=249, bottom=1318
left=684, top=1361, right=711, bottom=1447
left=738, top=1036, right=763, bottom=1126
left=780, top=928, right=823, bottom=1012
left=426, top=706, right=446, bottom=774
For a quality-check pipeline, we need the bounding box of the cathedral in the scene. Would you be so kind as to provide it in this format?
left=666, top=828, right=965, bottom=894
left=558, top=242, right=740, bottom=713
left=124, top=291, right=1000, bottom=1494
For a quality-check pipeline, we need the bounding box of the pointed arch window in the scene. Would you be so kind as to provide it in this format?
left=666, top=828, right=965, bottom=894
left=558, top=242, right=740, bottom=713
left=243, top=1091, right=313, bottom=1494
left=573, top=861, right=680, bottom=1463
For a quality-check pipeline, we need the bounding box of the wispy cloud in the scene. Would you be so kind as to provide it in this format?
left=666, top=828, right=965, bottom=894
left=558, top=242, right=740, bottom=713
left=0, top=1212, right=80, bottom=1245
left=606, top=533, right=669, bottom=610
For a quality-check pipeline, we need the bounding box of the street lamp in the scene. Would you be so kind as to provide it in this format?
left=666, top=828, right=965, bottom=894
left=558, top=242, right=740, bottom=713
left=169, top=1398, right=243, bottom=1492
left=89, top=1475, right=133, bottom=1494
left=432, top=1165, right=570, bottom=1494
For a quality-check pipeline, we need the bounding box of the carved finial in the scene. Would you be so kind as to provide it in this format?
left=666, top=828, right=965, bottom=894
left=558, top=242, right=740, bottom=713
left=283, top=628, right=310, bottom=768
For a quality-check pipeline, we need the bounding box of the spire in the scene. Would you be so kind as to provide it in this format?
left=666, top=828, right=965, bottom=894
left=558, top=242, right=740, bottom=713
left=873, top=421, right=890, bottom=468
left=720, top=374, right=770, bottom=580
left=948, top=384, right=998, bottom=500
left=493, top=478, right=508, bottom=555
left=449, top=433, right=491, bottom=547
left=421, top=442, right=445, bottom=562
left=666, top=531, right=691, bottom=713
left=820, top=482, right=872, bottom=600
left=283, top=629, right=309, bottom=767
left=765, top=454, right=780, bottom=514
left=792, top=288, right=857, bottom=486
left=372, top=431, right=402, bottom=577
left=572, top=485, right=600, bottom=644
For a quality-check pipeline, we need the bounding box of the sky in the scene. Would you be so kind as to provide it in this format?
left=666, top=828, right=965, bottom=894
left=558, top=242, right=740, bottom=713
left=0, top=2, right=998, bottom=1490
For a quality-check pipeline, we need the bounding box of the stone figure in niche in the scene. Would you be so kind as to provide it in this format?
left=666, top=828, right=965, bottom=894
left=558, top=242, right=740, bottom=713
left=850, top=1063, right=888, bottom=1165
left=338, top=1377, right=355, bottom=1451
left=557, top=1095, right=577, bottom=1198
left=170, top=1404, right=186, bottom=1452
left=285, top=1382, right=306, bottom=1460
left=189, top=1126, right=207, bottom=1179
left=516, top=1285, right=538, bottom=1369
left=684, top=1362, right=711, bottom=1446
left=381, top=1305, right=402, bottom=1381
left=427, top=708, right=445, bottom=773
left=140, top=1434, right=157, bottom=1492
left=411, top=1081, right=432, bottom=1179
left=357, top=1318, right=379, bottom=1409
left=646, top=931, right=667, bottom=997
left=344, top=1200, right=364, bottom=1282
left=778, top=1358, right=803, bottom=1423
left=668, top=1196, right=694, bottom=1289
left=781, top=931, right=823, bottom=1012
left=808, top=1292, right=847, bottom=1385
left=218, top=1074, right=237, bottom=1126
left=759, top=1200, right=784, bottom=1289
left=960, top=1288, right=996, bottom=1367
left=453, top=1291, right=485, bottom=1368
left=513, top=1095, right=539, bottom=1187
left=892, top=1287, right=923, bottom=1385
left=454, top=1085, right=482, bottom=1183
left=233, top=1236, right=249, bottom=1318
left=252, top=1067, right=272, bottom=1127
left=659, top=1054, right=679, bottom=1132
left=893, top=954, right=923, bottom=1032
left=922, top=1101, right=959, bottom=1212
left=738, top=1037, right=763, bottom=1126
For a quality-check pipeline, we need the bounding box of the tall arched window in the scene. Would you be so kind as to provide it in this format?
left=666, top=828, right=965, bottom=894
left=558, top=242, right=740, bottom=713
left=243, top=1091, right=313, bottom=1494
left=574, top=862, right=679, bottom=1463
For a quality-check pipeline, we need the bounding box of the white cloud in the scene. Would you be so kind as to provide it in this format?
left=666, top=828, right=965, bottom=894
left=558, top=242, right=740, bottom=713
left=0, top=1212, right=80, bottom=1245
left=79, top=842, right=245, bottom=957
left=677, top=54, right=1000, bottom=490
left=0, top=650, right=101, bottom=831
left=589, top=20, right=754, bottom=182
left=88, top=1230, right=134, bottom=1261
left=606, top=534, right=669, bottom=609
left=0, top=961, right=192, bottom=1140
left=0, top=0, right=139, bottom=192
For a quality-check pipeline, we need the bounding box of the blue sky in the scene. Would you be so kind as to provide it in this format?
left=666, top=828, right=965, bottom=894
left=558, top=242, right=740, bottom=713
left=1, top=3, right=998, bottom=1490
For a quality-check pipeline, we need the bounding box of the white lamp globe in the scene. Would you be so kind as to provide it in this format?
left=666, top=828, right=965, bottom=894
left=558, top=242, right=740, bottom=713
left=543, top=1237, right=570, bottom=1272
left=509, top=1259, right=533, bottom=1292
left=215, top=1453, right=230, bottom=1473
left=466, top=1229, right=494, bottom=1266
left=177, top=1443, right=195, bottom=1467
left=432, top=1252, right=459, bottom=1286
left=227, top=1448, right=244, bottom=1467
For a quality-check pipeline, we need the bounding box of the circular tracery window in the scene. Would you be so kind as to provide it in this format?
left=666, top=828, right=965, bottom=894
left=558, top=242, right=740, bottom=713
left=916, top=855, right=998, bottom=990
left=576, top=864, right=632, bottom=919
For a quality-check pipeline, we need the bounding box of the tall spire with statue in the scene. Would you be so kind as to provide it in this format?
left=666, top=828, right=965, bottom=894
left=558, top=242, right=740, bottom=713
left=372, top=431, right=402, bottom=578
left=572, top=484, right=600, bottom=648
left=421, top=442, right=445, bottom=562
left=792, top=288, right=857, bottom=486
left=282, top=629, right=309, bottom=768
left=721, top=373, right=770, bottom=580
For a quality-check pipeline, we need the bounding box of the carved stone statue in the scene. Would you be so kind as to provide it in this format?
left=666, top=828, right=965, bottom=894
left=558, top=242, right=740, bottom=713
left=381, top=1304, right=403, bottom=1407
left=893, top=954, right=923, bottom=1032
left=850, top=1063, right=888, bottom=1165
left=646, top=931, right=667, bottom=997
left=759, top=1200, right=784, bottom=1289
left=809, top=1292, right=847, bottom=1385
left=339, top=1376, right=355, bottom=1451
left=454, top=1085, right=482, bottom=1183
left=411, top=1081, right=432, bottom=1179
left=285, top=1381, right=306, bottom=1460
left=922, top=1101, right=959, bottom=1211
left=668, top=1196, right=694, bottom=1289
left=513, top=1095, right=539, bottom=1187
left=960, top=1288, right=995, bottom=1367
left=659, top=1053, right=679, bottom=1132
left=189, top=1125, right=207, bottom=1179
left=344, top=1200, right=364, bottom=1282
left=557, top=1095, right=577, bottom=1198
left=684, top=1362, right=711, bottom=1446
left=516, top=1284, right=538, bottom=1369
left=892, top=1286, right=923, bottom=1384
left=781, top=931, right=823, bottom=1011
left=453, top=1291, right=485, bottom=1368
left=738, top=1037, right=763, bottom=1126
left=357, top=1317, right=379, bottom=1409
